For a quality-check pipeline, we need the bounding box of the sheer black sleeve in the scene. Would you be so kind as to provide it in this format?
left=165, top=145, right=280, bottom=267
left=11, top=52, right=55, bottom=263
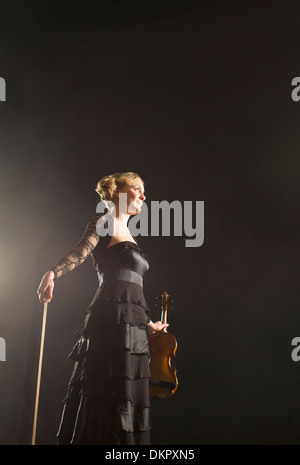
left=49, top=215, right=100, bottom=280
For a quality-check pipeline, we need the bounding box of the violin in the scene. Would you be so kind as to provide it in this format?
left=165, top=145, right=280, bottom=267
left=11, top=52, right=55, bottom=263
left=148, top=291, right=178, bottom=398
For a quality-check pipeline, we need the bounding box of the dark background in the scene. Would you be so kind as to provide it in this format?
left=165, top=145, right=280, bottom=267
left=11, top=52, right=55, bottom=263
left=0, top=0, right=299, bottom=445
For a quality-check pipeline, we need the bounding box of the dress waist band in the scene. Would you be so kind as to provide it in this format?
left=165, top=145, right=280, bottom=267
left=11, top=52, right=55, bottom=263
left=97, top=269, right=143, bottom=287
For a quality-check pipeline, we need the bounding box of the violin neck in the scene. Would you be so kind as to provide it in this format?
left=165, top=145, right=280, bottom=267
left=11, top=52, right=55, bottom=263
left=161, top=309, right=168, bottom=332
left=160, top=291, right=169, bottom=332
left=161, top=308, right=168, bottom=325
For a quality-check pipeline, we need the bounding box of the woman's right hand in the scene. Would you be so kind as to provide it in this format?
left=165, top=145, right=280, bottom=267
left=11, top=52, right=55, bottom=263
left=148, top=320, right=169, bottom=335
left=37, top=271, right=55, bottom=303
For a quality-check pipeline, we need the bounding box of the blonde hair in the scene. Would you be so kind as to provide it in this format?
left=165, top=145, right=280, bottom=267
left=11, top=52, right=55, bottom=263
left=95, top=172, right=144, bottom=201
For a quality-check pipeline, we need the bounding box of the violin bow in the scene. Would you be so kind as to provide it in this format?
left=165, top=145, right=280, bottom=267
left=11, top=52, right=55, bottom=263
left=31, top=296, right=49, bottom=445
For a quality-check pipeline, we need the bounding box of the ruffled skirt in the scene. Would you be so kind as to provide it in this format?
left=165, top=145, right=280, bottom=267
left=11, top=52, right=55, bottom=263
left=56, top=281, right=151, bottom=445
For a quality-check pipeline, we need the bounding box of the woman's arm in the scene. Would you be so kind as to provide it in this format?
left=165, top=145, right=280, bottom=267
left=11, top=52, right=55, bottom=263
left=37, top=215, right=100, bottom=303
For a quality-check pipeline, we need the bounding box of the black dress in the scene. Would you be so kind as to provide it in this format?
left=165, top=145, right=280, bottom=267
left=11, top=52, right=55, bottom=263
left=50, top=215, right=151, bottom=445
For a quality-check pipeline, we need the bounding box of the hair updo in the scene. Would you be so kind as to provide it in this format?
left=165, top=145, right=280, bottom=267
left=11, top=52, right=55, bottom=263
left=95, top=172, right=144, bottom=201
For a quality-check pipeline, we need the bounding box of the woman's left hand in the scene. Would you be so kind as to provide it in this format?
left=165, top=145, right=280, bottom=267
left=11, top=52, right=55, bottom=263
left=148, top=321, right=169, bottom=335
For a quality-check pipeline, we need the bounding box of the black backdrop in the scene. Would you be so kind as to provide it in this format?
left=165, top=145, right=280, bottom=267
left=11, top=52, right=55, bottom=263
left=0, top=0, right=299, bottom=445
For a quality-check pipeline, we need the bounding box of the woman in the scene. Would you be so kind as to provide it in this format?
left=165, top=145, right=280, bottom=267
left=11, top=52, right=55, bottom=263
left=37, top=172, right=168, bottom=445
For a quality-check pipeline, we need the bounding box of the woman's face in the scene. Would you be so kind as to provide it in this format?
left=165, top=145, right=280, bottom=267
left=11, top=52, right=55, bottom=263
left=117, top=180, right=146, bottom=215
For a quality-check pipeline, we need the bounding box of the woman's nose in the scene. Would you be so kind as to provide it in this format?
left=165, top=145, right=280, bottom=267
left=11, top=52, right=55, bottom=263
left=140, top=193, right=146, bottom=201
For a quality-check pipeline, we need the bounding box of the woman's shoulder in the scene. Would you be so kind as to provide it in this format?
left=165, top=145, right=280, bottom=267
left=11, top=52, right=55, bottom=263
left=87, top=214, right=111, bottom=249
